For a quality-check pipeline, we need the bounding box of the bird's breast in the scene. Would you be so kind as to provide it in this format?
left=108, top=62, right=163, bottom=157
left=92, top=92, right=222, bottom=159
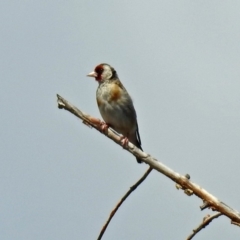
left=96, top=83, right=136, bottom=135
left=97, top=83, right=121, bottom=104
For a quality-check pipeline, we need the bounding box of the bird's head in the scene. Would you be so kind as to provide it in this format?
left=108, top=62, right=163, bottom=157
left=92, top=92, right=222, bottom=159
left=87, top=63, right=118, bottom=82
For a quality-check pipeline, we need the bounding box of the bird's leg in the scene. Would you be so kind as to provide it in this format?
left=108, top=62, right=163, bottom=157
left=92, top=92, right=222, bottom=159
left=88, top=117, right=109, bottom=132
left=100, top=122, right=109, bottom=132
left=120, top=136, right=129, bottom=149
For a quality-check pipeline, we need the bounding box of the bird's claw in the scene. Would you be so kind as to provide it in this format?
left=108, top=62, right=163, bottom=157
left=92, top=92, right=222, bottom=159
left=88, top=117, right=109, bottom=132
left=120, top=136, right=129, bottom=148
left=100, top=121, right=109, bottom=132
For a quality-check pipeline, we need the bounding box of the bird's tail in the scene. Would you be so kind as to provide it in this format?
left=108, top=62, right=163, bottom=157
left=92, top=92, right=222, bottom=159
left=135, top=128, right=143, bottom=164
left=135, top=143, right=143, bottom=163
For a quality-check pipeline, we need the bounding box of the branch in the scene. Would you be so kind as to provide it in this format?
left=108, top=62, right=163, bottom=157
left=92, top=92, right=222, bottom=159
left=56, top=94, right=240, bottom=226
left=186, top=213, right=223, bottom=240
left=97, top=166, right=153, bottom=240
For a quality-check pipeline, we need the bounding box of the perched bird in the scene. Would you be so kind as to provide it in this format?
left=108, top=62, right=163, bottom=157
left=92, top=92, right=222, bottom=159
left=87, top=63, right=143, bottom=163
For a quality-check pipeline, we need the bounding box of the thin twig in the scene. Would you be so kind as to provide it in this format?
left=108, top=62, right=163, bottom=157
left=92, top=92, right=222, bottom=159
left=186, top=213, right=223, bottom=240
left=97, top=166, right=153, bottom=240
left=56, top=94, right=240, bottom=226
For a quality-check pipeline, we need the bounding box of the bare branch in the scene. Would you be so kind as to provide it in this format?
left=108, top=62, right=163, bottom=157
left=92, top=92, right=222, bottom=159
left=186, top=213, right=223, bottom=240
left=97, top=166, right=153, bottom=240
left=56, top=94, right=240, bottom=226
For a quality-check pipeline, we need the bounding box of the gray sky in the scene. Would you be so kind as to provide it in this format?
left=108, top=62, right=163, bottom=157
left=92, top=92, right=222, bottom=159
left=1, top=1, right=240, bottom=239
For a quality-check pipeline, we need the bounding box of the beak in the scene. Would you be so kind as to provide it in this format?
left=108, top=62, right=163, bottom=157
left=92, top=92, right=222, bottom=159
left=87, top=71, right=97, bottom=78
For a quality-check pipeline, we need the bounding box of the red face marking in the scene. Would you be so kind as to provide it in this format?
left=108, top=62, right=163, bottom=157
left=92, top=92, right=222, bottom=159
left=94, top=65, right=104, bottom=81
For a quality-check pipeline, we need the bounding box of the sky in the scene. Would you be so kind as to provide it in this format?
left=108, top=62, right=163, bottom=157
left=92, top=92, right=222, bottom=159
left=1, top=1, right=240, bottom=239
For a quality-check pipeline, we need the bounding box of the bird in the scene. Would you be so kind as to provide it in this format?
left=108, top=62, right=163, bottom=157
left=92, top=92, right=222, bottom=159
left=87, top=63, right=143, bottom=163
